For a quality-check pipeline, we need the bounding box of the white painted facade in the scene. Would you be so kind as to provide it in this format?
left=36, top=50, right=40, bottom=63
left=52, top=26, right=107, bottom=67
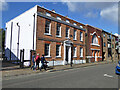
left=5, top=5, right=37, bottom=66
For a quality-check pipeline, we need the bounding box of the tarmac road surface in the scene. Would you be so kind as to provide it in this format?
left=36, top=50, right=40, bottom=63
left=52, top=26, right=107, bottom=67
left=2, top=63, right=119, bottom=88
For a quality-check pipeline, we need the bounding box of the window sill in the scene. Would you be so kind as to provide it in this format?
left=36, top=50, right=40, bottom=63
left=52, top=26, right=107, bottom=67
left=91, top=43, right=100, bottom=47
left=56, top=56, right=61, bottom=58
left=73, top=39, right=77, bottom=41
left=80, top=56, right=83, bottom=58
left=56, top=35, right=61, bottom=38
left=65, top=37, right=70, bottom=39
left=44, top=56, right=52, bottom=58
left=80, top=40, right=83, bottom=42
left=73, top=56, right=77, bottom=58
left=44, top=33, right=52, bottom=36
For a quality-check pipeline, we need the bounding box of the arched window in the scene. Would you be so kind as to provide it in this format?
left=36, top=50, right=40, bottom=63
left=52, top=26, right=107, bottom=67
left=92, top=34, right=98, bottom=44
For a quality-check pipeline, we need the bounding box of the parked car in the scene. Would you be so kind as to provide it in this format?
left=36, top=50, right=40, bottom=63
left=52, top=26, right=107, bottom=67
left=115, top=61, right=120, bottom=75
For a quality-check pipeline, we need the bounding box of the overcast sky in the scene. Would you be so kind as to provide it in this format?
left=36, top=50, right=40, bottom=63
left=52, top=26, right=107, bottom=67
left=1, top=0, right=119, bottom=34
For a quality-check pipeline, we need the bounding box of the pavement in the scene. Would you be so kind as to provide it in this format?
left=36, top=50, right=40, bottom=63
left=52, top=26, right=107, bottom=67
left=2, top=60, right=118, bottom=79
left=2, top=63, right=119, bottom=88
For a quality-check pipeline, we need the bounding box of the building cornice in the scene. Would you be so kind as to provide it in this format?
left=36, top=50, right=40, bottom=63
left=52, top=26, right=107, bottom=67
left=37, top=12, right=86, bottom=31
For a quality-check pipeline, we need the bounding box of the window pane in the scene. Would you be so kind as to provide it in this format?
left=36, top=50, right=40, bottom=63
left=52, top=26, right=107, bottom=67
left=45, top=20, right=50, bottom=34
left=45, top=44, right=49, bottom=56
left=80, top=32, right=83, bottom=41
left=56, top=45, right=60, bottom=56
left=73, top=30, right=76, bottom=40
left=56, top=24, right=61, bottom=36
left=66, top=27, right=69, bottom=37
left=80, top=47, right=83, bottom=57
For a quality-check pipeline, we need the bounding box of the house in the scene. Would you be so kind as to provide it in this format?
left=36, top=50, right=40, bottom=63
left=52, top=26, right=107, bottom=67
left=5, top=5, right=86, bottom=66
left=85, top=24, right=102, bottom=62
left=102, top=30, right=119, bottom=61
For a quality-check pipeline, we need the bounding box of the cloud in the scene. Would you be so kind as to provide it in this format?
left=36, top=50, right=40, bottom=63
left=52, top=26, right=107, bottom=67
left=100, top=4, right=118, bottom=23
left=85, top=12, right=98, bottom=18
left=0, top=0, right=8, bottom=11
left=61, top=2, right=118, bottom=23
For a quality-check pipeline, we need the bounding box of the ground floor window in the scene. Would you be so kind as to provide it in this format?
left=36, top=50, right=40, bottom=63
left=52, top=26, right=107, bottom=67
left=80, top=47, right=83, bottom=57
left=45, top=43, right=50, bottom=56
left=73, top=47, right=77, bottom=57
left=56, top=45, right=61, bottom=57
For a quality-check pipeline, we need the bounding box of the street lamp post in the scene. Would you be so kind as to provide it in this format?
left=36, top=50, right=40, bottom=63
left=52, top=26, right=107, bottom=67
left=71, top=43, right=73, bottom=67
left=17, top=23, right=20, bottom=64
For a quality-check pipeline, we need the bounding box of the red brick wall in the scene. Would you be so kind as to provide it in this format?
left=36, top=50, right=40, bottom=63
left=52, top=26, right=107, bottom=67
left=36, top=15, right=86, bottom=61
left=85, top=25, right=102, bottom=62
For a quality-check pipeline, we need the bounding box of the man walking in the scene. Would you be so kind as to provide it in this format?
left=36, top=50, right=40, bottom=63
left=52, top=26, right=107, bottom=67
left=31, top=53, right=36, bottom=70
left=40, top=54, right=47, bottom=71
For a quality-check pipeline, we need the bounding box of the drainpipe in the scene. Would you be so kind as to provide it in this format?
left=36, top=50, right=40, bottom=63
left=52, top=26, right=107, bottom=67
left=33, top=13, right=35, bottom=50
left=10, top=22, right=13, bottom=61
left=17, top=23, right=20, bottom=64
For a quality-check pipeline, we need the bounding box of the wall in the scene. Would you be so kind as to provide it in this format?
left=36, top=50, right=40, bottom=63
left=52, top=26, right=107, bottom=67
left=5, top=5, right=37, bottom=66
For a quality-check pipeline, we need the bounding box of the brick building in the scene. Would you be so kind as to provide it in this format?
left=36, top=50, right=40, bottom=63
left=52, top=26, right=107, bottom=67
left=5, top=5, right=86, bottom=66
left=102, top=30, right=119, bottom=61
left=85, top=24, right=102, bottom=62
left=5, top=5, right=119, bottom=66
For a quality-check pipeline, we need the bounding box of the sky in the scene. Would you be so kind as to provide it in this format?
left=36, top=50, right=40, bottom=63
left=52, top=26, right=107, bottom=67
left=1, top=1, right=119, bottom=34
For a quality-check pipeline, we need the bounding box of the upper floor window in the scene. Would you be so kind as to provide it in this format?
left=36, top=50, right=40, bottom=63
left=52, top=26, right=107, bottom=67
left=45, top=20, right=51, bottom=35
left=73, top=47, right=77, bottom=57
left=73, top=30, right=77, bottom=40
left=56, top=23, right=61, bottom=37
left=66, top=27, right=69, bottom=38
left=57, top=16, right=61, bottom=20
left=92, top=34, right=98, bottom=44
left=80, top=32, right=83, bottom=41
left=45, top=43, right=50, bottom=57
left=73, top=23, right=77, bottom=26
left=56, top=45, right=61, bottom=57
left=66, top=20, right=70, bottom=23
left=103, top=33, right=105, bottom=37
left=104, top=42, right=106, bottom=47
left=80, top=25, right=83, bottom=28
left=46, top=12, right=51, bottom=16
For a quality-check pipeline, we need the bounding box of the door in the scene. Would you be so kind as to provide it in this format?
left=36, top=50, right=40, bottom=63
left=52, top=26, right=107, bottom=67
left=66, top=46, right=69, bottom=64
left=95, top=51, right=97, bottom=62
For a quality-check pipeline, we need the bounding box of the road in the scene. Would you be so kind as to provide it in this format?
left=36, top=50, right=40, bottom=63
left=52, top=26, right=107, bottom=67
left=2, top=63, right=119, bottom=88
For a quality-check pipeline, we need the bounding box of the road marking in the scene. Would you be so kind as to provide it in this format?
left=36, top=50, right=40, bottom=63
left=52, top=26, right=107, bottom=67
left=104, top=74, right=113, bottom=78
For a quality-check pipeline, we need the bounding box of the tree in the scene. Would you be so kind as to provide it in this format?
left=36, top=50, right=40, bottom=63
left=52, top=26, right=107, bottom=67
left=0, top=29, right=5, bottom=52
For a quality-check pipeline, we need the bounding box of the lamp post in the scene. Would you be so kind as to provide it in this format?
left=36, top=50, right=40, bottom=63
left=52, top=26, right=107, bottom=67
left=70, top=34, right=73, bottom=67
left=17, top=23, right=20, bottom=64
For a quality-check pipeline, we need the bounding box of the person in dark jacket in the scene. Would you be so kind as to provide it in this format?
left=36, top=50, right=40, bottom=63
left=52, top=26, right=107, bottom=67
left=35, top=53, right=40, bottom=70
left=31, top=53, right=36, bottom=70
left=40, top=54, right=47, bottom=71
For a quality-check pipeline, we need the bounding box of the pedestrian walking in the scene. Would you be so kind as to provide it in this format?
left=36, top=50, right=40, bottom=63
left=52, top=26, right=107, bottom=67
left=35, top=53, right=40, bottom=70
left=31, top=53, right=36, bottom=70
left=40, top=54, right=47, bottom=71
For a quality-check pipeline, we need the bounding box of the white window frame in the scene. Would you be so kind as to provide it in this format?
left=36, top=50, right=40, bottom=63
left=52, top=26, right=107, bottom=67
left=46, top=12, right=51, bottom=17
left=56, top=24, right=61, bottom=37
left=73, top=30, right=77, bottom=40
left=80, top=47, right=83, bottom=57
left=66, top=27, right=70, bottom=38
left=56, top=45, right=61, bottom=57
left=73, top=47, right=77, bottom=57
left=57, top=16, right=61, bottom=20
left=73, top=23, right=77, bottom=26
left=66, top=20, right=70, bottom=23
left=44, top=20, right=51, bottom=36
left=80, top=25, right=83, bottom=28
left=45, top=44, right=51, bottom=57
left=80, top=32, right=83, bottom=41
